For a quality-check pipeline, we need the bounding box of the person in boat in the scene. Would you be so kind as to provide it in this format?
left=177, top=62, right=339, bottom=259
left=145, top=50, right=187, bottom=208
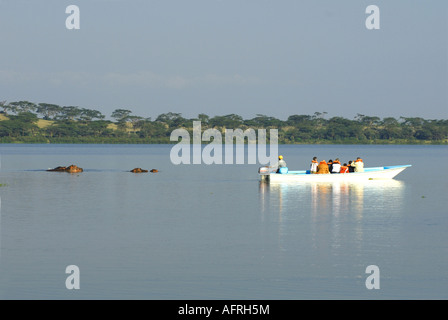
left=331, top=158, right=341, bottom=173
left=270, top=155, right=287, bottom=173
left=316, top=160, right=330, bottom=174
left=340, top=163, right=349, bottom=173
left=348, top=160, right=355, bottom=172
left=327, top=159, right=333, bottom=173
left=350, top=157, right=364, bottom=172
left=310, top=156, right=318, bottom=174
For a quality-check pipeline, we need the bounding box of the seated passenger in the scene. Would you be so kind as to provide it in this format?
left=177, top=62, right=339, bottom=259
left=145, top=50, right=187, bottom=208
left=351, top=157, right=364, bottom=172
left=340, top=163, right=349, bottom=173
left=348, top=160, right=355, bottom=172
left=332, top=158, right=341, bottom=173
left=310, top=156, right=318, bottom=174
left=316, top=160, right=330, bottom=174
left=270, top=155, right=287, bottom=173
left=327, top=159, right=333, bottom=173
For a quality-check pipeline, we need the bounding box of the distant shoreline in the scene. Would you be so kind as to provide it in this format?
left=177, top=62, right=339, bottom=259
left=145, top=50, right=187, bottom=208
left=1, top=104, right=447, bottom=145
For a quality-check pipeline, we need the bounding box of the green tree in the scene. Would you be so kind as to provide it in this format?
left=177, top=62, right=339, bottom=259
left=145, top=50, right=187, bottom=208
left=382, top=117, right=399, bottom=126
left=57, top=106, right=82, bottom=121
left=155, top=112, right=186, bottom=128
left=79, top=108, right=105, bottom=121
left=197, top=113, right=210, bottom=124
left=127, top=115, right=144, bottom=133
left=9, top=101, right=37, bottom=114
left=0, top=112, right=39, bottom=137
left=82, top=120, right=112, bottom=137
left=287, top=114, right=312, bottom=126
left=209, top=114, right=243, bottom=128
left=36, top=103, right=62, bottom=120
left=246, top=114, right=282, bottom=128
left=138, top=121, right=169, bottom=138
left=355, top=114, right=381, bottom=127
left=1, top=102, right=18, bottom=115
left=0, top=100, right=6, bottom=112
left=111, top=109, right=132, bottom=122
left=46, top=121, right=80, bottom=138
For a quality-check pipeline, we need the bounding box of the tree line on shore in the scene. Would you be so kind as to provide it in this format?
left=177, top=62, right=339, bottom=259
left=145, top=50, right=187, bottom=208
left=0, top=100, right=447, bottom=144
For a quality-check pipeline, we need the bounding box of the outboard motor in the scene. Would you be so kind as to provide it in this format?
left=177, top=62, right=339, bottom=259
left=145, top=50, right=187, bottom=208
left=259, top=166, right=270, bottom=182
left=258, top=166, right=270, bottom=174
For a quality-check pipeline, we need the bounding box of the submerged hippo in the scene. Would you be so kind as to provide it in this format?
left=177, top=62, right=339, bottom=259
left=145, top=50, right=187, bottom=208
left=47, top=165, right=83, bottom=173
left=47, top=166, right=67, bottom=172
left=130, top=168, right=148, bottom=173
left=66, top=165, right=83, bottom=173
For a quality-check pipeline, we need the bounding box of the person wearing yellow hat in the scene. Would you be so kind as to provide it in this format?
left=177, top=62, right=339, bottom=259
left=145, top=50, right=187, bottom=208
left=270, top=155, right=287, bottom=173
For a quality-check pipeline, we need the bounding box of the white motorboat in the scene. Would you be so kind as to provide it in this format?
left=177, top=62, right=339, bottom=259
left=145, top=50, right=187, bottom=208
left=259, top=165, right=411, bottom=182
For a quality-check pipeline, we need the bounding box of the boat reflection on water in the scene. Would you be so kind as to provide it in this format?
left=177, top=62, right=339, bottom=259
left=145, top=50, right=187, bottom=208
left=260, top=179, right=405, bottom=216
left=258, top=179, right=406, bottom=252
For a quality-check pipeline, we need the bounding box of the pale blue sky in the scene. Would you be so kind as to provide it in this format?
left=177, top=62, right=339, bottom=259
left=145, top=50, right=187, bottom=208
left=1, top=0, right=447, bottom=120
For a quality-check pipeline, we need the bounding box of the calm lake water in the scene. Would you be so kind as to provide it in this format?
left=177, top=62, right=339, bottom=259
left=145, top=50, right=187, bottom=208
left=0, top=144, right=447, bottom=299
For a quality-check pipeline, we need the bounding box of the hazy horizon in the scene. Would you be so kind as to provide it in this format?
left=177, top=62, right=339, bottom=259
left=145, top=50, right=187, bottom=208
left=1, top=0, right=447, bottom=120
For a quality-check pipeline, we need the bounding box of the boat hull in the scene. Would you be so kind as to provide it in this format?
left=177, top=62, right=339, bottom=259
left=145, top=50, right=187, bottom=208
left=260, top=165, right=411, bottom=183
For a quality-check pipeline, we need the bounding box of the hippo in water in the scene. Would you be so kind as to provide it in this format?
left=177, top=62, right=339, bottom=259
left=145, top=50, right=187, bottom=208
left=47, top=165, right=83, bottom=173
left=130, top=168, right=149, bottom=173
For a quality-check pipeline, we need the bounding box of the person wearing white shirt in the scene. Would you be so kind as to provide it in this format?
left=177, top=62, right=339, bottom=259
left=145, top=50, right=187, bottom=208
left=332, top=158, right=341, bottom=173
